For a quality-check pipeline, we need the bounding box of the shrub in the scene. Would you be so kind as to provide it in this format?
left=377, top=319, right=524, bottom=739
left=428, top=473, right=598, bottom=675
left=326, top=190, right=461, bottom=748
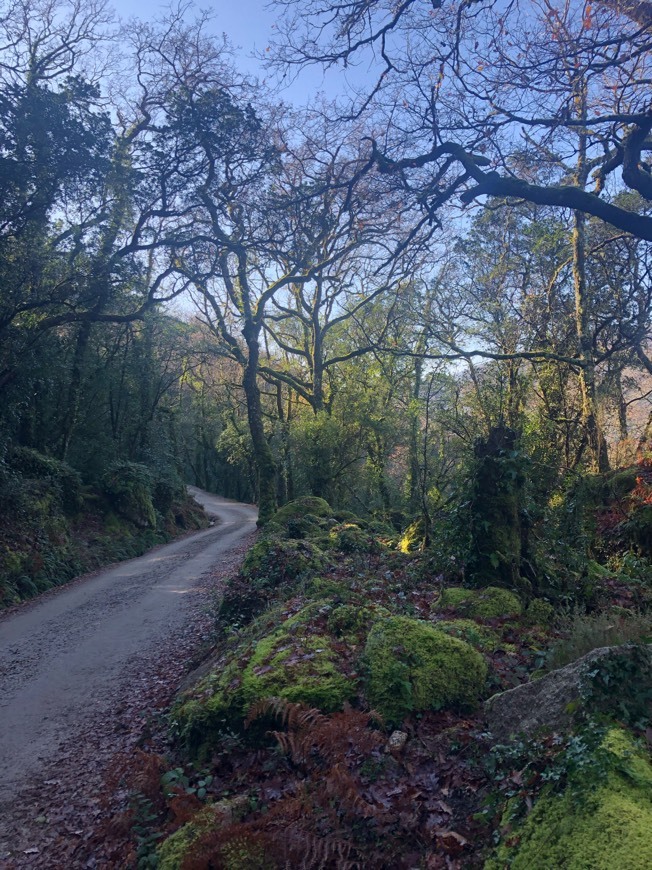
left=101, top=461, right=156, bottom=529
left=10, top=445, right=82, bottom=514
left=547, top=610, right=652, bottom=671
left=152, top=472, right=184, bottom=514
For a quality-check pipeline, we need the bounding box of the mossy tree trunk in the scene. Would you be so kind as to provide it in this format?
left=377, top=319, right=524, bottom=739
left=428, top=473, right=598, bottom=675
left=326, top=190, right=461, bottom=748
left=468, top=425, right=525, bottom=590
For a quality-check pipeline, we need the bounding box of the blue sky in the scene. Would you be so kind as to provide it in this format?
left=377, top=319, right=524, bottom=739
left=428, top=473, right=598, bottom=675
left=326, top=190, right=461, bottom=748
left=108, top=0, right=345, bottom=105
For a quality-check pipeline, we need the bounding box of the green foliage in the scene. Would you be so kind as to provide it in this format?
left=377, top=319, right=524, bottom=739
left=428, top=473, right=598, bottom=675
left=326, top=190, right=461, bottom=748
left=547, top=611, right=652, bottom=671
left=102, top=461, right=156, bottom=529
left=581, top=645, right=652, bottom=729
left=436, top=586, right=522, bottom=619
left=398, top=517, right=426, bottom=553
left=9, top=446, right=82, bottom=514
left=363, top=616, right=488, bottom=725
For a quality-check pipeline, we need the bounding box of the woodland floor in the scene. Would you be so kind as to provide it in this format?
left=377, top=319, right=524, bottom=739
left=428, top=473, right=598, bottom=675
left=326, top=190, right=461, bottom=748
left=0, top=492, right=257, bottom=869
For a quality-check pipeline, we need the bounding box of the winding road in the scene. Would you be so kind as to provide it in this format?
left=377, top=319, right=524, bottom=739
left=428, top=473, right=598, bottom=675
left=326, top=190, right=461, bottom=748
left=0, top=488, right=257, bottom=866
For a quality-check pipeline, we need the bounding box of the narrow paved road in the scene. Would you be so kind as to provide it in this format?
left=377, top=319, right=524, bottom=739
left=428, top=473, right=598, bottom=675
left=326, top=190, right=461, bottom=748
left=0, top=488, right=257, bottom=865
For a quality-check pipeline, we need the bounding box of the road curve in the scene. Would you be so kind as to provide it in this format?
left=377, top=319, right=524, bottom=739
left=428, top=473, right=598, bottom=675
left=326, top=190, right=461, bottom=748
left=0, top=489, right=257, bottom=810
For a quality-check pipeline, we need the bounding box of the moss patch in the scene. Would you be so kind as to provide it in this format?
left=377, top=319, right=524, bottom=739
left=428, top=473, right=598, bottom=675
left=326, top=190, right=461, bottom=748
left=271, top=496, right=333, bottom=526
left=488, top=728, right=652, bottom=870
left=174, top=601, right=358, bottom=755
left=437, top=586, right=522, bottom=619
left=433, top=619, right=503, bottom=652
left=363, top=616, right=488, bottom=725
left=327, top=602, right=391, bottom=638
left=157, top=807, right=213, bottom=870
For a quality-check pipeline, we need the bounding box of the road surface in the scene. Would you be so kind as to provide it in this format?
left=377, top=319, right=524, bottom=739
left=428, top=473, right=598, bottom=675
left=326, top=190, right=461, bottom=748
left=0, top=488, right=257, bottom=865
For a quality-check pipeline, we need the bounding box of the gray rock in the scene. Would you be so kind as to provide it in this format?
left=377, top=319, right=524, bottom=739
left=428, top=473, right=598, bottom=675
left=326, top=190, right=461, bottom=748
left=484, top=644, right=650, bottom=741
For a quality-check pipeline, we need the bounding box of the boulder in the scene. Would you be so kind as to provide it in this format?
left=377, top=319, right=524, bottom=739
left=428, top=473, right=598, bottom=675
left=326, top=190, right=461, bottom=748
left=485, top=643, right=652, bottom=740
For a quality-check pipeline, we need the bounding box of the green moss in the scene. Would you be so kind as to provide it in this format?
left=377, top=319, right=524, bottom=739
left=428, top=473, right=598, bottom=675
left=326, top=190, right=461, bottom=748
left=241, top=629, right=354, bottom=712
left=157, top=806, right=216, bottom=869
left=329, top=522, right=377, bottom=553
left=307, top=577, right=353, bottom=600
left=173, top=601, right=357, bottom=754
left=363, top=616, right=488, bottom=726
left=272, top=496, right=333, bottom=525
left=433, top=619, right=502, bottom=652
left=327, top=603, right=391, bottom=637
left=437, top=586, right=522, bottom=618
left=524, top=598, right=555, bottom=626
left=488, top=729, right=652, bottom=870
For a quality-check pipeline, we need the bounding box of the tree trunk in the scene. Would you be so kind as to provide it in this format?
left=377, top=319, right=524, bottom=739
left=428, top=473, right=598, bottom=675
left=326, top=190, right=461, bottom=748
left=242, top=323, right=277, bottom=524
left=58, top=319, right=93, bottom=461
left=572, top=99, right=610, bottom=474
left=572, top=208, right=609, bottom=472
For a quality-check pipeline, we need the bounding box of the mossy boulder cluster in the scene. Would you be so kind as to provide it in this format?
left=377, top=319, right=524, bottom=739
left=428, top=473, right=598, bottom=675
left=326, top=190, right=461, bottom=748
left=174, top=597, right=489, bottom=756
left=158, top=491, right=652, bottom=869
left=174, top=498, right=537, bottom=757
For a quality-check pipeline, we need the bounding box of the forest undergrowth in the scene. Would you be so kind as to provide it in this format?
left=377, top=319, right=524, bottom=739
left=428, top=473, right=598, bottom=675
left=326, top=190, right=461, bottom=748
left=111, top=464, right=652, bottom=870
left=0, top=447, right=207, bottom=609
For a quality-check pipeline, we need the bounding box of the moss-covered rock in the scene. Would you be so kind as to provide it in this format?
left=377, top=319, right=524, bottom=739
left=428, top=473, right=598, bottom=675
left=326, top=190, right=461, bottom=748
left=174, top=601, right=358, bottom=754
left=271, top=496, right=333, bottom=525
left=307, top=577, right=353, bottom=600
left=437, top=586, right=522, bottom=619
left=488, top=728, right=652, bottom=870
left=240, top=627, right=354, bottom=712
left=333, top=510, right=366, bottom=526
left=524, top=598, right=555, bottom=626
left=363, top=616, right=488, bottom=725
left=433, top=619, right=503, bottom=652
left=240, top=536, right=325, bottom=586
left=329, top=522, right=378, bottom=553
